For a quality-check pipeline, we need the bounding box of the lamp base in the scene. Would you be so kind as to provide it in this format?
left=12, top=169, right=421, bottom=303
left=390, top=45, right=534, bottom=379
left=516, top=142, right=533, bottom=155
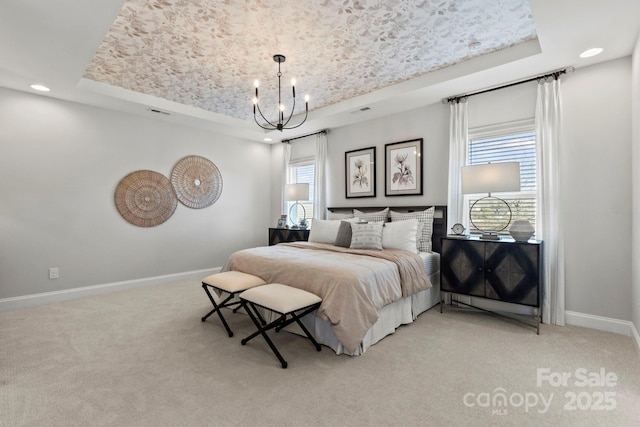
left=469, top=195, right=512, bottom=241
left=288, top=202, right=307, bottom=228
left=480, top=232, right=501, bottom=240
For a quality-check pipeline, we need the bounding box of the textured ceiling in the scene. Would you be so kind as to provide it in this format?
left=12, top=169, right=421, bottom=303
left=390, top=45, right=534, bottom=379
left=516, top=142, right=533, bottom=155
left=83, top=0, right=536, bottom=124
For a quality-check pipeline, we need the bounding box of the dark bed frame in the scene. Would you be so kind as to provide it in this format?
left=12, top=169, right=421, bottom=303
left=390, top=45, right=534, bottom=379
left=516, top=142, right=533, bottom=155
left=326, top=205, right=448, bottom=254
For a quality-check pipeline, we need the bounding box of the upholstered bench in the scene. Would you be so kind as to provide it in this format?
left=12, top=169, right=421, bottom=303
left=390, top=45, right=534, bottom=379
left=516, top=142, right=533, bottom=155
left=201, top=271, right=267, bottom=337
left=239, top=283, right=322, bottom=369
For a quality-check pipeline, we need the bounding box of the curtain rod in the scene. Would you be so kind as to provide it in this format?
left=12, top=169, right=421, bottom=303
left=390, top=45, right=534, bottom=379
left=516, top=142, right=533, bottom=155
left=281, top=129, right=328, bottom=143
left=443, top=66, right=574, bottom=104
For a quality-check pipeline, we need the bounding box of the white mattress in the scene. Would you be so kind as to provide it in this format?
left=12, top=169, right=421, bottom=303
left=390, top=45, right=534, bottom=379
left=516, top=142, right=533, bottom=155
left=419, top=251, right=440, bottom=282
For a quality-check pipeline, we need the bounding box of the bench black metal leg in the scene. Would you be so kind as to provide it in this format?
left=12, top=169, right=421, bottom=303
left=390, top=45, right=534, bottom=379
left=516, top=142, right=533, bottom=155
left=201, top=307, right=217, bottom=322
left=241, top=302, right=288, bottom=368
left=225, top=297, right=265, bottom=325
left=271, top=304, right=321, bottom=352
left=201, top=284, right=235, bottom=337
left=241, top=301, right=268, bottom=326
left=294, top=316, right=321, bottom=352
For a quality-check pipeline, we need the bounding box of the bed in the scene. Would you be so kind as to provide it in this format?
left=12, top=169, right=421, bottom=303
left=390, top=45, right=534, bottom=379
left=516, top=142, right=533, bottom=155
left=222, top=205, right=447, bottom=356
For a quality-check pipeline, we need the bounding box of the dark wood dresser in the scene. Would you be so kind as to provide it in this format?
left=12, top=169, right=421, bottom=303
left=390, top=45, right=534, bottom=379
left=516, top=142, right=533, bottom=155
left=440, top=236, right=543, bottom=333
left=268, top=228, right=310, bottom=246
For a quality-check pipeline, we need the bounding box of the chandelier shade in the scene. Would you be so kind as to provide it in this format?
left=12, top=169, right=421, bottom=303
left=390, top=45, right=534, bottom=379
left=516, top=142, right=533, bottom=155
left=252, top=55, right=309, bottom=131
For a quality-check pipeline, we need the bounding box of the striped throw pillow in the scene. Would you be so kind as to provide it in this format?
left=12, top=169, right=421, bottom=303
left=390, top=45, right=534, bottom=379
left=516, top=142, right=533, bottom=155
left=353, top=207, right=389, bottom=223
left=349, top=222, right=384, bottom=250
left=327, top=211, right=354, bottom=220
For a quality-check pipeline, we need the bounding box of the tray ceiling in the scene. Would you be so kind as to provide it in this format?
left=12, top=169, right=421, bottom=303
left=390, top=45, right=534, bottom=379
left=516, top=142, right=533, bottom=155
left=83, top=0, right=537, bottom=123
left=4, top=0, right=639, bottom=142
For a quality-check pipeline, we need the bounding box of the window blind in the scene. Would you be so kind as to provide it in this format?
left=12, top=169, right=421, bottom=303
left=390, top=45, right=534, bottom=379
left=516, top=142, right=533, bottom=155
left=289, top=163, right=315, bottom=226
left=467, top=131, right=537, bottom=233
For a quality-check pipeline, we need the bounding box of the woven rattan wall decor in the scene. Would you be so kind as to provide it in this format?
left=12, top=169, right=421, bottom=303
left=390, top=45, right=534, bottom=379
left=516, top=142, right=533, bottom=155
left=170, top=155, right=223, bottom=209
left=114, top=170, right=178, bottom=227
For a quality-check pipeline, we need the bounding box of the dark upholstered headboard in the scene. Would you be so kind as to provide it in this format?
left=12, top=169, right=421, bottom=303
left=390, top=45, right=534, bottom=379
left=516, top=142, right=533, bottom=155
left=326, top=205, right=448, bottom=254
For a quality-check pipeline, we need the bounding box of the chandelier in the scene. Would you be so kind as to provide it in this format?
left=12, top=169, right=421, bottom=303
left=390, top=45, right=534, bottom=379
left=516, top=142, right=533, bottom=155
left=252, top=54, right=309, bottom=131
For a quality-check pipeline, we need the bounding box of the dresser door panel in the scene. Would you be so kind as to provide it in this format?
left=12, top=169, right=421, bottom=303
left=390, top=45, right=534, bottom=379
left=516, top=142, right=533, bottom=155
left=484, top=242, right=539, bottom=306
left=441, top=239, right=485, bottom=297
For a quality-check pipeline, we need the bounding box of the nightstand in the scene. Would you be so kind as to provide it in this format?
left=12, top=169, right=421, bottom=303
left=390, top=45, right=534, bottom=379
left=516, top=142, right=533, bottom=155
left=268, top=228, right=310, bottom=246
left=440, top=236, right=543, bottom=333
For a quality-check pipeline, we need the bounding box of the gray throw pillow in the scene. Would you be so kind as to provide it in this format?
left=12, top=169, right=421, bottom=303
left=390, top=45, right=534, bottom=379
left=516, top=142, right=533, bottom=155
left=350, top=222, right=384, bottom=250
left=334, top=221, right=353, bottom=248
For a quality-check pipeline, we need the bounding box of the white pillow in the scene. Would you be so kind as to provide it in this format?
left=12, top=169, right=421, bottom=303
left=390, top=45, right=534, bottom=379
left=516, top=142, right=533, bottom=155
left=308, top=219, right=342, bottom=244
left=415, top=222, right=425, bottom=249
left=390, top=207, right=435, bottom=252
left=382, top=219, right=419, bottom=253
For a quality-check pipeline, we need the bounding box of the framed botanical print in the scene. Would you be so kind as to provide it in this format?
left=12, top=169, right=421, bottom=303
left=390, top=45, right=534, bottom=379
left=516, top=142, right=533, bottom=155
left=385, top=138, right=423, bottom=196
left=345, top=147, right=376, bottom=198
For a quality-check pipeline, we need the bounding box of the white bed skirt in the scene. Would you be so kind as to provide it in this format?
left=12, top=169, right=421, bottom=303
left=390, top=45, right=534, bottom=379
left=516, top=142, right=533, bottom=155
left=290, top=273, right=441, bottom=356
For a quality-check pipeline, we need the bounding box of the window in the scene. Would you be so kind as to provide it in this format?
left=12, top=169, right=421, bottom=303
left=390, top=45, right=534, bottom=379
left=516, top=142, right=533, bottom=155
left=465, top=123, right=537, bottom=235
left=288, top=161, right=315, bottom=227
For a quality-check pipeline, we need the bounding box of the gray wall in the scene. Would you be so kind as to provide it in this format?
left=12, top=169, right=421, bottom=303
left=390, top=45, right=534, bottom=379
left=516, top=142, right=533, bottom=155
left=632, top=33, right=640, bottom=335
left=562, top=58, right=632, bottom=321
left=2, top=54, right=635, bottom=326
left=326, top=103, right=450, bottom=208
left=0, top=87, right=271, bottom=300
left=273, top=56, right=633, bottom=322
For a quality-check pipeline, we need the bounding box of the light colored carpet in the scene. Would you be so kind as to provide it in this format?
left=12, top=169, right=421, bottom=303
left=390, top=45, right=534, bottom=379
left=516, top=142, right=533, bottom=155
left=1, top=279, right=639, bottom=426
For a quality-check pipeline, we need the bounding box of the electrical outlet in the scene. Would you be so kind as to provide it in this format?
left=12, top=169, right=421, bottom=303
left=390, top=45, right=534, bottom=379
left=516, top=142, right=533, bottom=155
left=49, top=267, right=59, bottom=280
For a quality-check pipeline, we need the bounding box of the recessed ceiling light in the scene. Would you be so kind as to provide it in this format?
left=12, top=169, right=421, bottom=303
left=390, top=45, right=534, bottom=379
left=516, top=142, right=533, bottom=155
left=30, top=84, right=50, bottom=92
left=264, top=137, right=273, bottom=142
left=579, top=48, right=603, bottom=58
left=468, top=40, right=481, bottom=49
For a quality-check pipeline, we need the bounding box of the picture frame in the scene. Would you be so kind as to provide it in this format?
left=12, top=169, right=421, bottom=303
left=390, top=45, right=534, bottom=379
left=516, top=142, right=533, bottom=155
left=385, top=138, right=423, bottom=196
left=345, top=147, right=376, bottom=198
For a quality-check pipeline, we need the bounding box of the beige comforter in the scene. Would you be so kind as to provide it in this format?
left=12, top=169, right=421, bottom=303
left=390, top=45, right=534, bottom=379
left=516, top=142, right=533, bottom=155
left=222, top=241, right=432, bottom=352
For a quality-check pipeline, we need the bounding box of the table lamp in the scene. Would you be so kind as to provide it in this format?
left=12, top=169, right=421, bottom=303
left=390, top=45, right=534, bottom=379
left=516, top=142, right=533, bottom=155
left=285, top=183, right=310, bottom=229
left=461, top=162, right=520, bottom=240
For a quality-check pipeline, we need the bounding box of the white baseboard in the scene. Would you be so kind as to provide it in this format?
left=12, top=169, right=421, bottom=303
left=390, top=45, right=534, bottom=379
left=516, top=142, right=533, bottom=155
left=631, top=322, right=640, bottom=355
left=567, top=312, right=640, bottom=355
left=443, top=299, right=640, bottom=351
left=0, top=267, right=221, bottom=313
left=565, top=310, right=638, bottom=338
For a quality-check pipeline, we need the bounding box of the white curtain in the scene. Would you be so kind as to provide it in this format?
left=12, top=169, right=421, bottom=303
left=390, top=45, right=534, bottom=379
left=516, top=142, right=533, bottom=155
left=282, top=142, right=291, bottom=215
left=314, top=132, right=328, bottom=220
left=447, top=98, right=468, bottom=230
left=535, top=77, right=566, bottom=326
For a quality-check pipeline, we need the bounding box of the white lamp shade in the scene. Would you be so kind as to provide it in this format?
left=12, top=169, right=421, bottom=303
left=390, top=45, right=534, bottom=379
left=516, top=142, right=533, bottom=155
left=461, top=162, right=521, bottom=194
left=285, top=183, right=309, bottom=201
